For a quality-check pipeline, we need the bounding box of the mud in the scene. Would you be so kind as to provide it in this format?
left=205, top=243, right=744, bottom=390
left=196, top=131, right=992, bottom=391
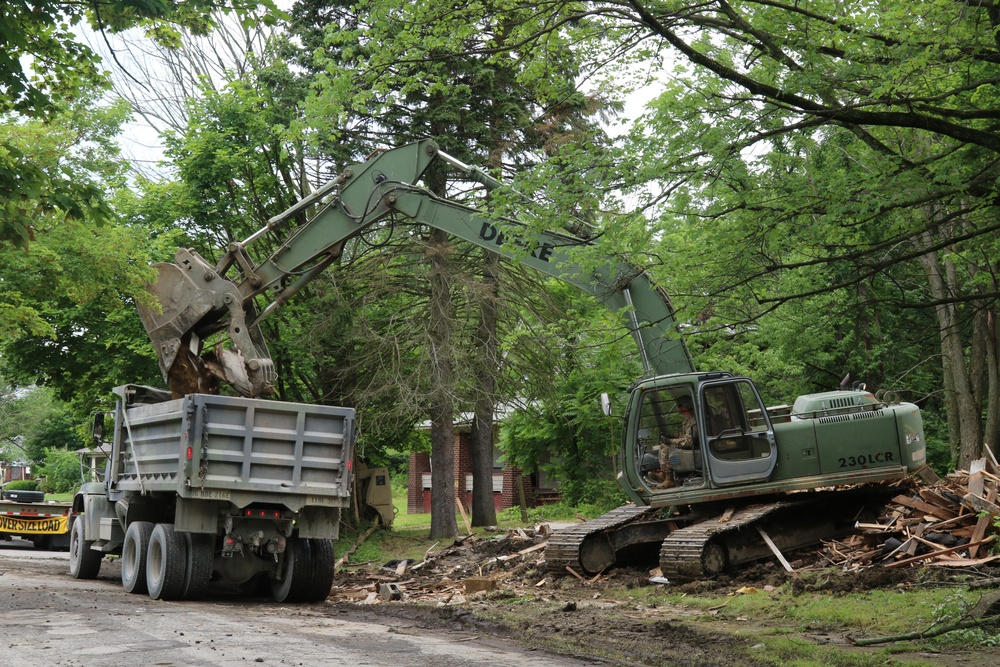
left=330, top=532, right=1000, bottom=667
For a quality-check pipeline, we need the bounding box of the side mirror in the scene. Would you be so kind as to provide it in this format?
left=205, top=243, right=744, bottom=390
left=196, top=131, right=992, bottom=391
left=92, top=413, right=105, bottom=444
left=600, top=393, right=612, bottom=417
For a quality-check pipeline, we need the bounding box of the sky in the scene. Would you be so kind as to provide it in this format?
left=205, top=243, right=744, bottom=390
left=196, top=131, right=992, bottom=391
left=80, top=12, right=665, bottom=185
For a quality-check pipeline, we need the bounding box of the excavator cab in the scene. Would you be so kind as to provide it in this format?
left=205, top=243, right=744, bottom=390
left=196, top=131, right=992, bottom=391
left=623, top=373, right=778, bottom=500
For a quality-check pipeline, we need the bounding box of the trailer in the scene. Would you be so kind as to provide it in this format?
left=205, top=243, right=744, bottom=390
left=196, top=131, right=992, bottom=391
left=69, top=385, right=354, bottom=602
left=0, top=487, right=72, bottom=550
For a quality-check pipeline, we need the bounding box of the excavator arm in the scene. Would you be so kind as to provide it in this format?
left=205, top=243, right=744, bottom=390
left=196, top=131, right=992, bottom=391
left=138, top=140, right=693, bottom=397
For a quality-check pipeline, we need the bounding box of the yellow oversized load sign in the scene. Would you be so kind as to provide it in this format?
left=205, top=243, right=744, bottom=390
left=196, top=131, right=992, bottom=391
left=0, top=514, right=69, bottom=534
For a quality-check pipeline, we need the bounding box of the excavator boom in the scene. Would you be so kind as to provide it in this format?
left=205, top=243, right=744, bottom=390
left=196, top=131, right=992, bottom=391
left=138, top=140, right=693, bottom=397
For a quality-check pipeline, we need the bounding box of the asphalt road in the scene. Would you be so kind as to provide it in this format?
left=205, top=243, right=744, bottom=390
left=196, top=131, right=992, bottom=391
left=0, top=539, right=596, bottom=667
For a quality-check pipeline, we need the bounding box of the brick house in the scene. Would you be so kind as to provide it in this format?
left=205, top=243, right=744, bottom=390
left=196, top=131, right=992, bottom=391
left=407, top=415, right=561, bottom=515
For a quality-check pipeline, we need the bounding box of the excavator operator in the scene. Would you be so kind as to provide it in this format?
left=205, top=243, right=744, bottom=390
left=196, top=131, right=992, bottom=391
left=655, top=394, right=698, bottom=488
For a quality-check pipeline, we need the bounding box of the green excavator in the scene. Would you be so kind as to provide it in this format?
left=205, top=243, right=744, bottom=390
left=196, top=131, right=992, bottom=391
left=136, top=140, right=926, bottom=580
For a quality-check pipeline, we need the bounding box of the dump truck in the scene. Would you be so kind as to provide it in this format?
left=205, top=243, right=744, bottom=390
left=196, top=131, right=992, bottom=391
left=126, top=139, right=926, bottom=582
left=1, top=484, right=72, bottom=550
left=68, top=384, right=354, bottom=601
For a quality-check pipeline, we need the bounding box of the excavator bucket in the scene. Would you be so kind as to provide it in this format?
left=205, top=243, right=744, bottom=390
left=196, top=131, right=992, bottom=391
left=137, top=261, right=219, bottom=383
left=137, top=253, right=273, bottom=398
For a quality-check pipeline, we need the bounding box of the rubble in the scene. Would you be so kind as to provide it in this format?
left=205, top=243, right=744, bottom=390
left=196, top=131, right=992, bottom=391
left=330, top=525, right=554, bottom=606
left=821, top=458, right=1000, bottom=571
left=331, top=461, right=1000, bottom=606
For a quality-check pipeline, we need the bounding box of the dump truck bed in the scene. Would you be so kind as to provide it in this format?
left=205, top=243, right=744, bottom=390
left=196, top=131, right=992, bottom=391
left=111, top=389, right=354, bottom=509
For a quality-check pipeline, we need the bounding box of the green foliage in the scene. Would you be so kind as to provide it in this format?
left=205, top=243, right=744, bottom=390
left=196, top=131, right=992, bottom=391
left=22, top=404, right=86, bottom=466
left=3, top=479, right=38, bottom=492
left=931, top=594, right=1000, bottom=647
left=38, top=447, right=83, bottom=494
left=499, top=283, right=639, bottom=506
left=0, top=95, right=161, bottom=413
left=0, top=0, right=279, bottom=248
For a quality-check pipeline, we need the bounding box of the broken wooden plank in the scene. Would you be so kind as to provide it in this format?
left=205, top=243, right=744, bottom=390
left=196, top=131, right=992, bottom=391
left=465, top=577, right=497, bottom=594
left=967, top=511, right=996, bottom=559
left=883, top=535, right=996, bottom=568
left=455, top=496, right=472, bottom=536
left=968, top=486, right=997, bottom=558
left=855, top=522, right=894, bottom=532
left=930, top=554, right=1000, bottom=567
left=757, top=526, right=793, bottom=572
left=961, top=493, right=1000, bottom=515
left=914, top=464, right=943, bottom=485
left=892, top=494, right=958, bottom=520
left=918, top=488, right=964, bottom=511
left=515, top=542, right=547, bottom=557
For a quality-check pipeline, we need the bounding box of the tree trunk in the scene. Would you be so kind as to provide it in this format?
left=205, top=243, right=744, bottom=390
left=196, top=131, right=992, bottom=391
left=985, top=309, right=1000, bottom=459
left=917, top=234, right=983, bottom=469
left=426, top=226, right=457, bottom=539
left=470, top=250, right=500, bottom=527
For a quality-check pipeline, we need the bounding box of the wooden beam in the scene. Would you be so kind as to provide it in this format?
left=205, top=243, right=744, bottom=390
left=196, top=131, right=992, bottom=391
left=757, top=527, right=793, bottom=572
left=455, top=496, right=472, bottom=536
left=883, top=535, right=996, bottom=568
left=892, top=494, right=958, bottom=520
left=962, top=493, right=1000, bottom=515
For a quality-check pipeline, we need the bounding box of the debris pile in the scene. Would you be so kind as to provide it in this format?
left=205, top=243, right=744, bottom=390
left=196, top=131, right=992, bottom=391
left=330, top=461, right=1000, bottom=605
left=821, top=459, right=1000, bottom=571
left=330, top=527, right=554, bottom=605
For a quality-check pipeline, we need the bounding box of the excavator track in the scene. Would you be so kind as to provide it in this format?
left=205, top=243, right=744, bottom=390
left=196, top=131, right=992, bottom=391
left=659, top=501, right=797, bottom=581
left=545, top=504, right=659, bottom=575
left=659, top=492, right=882, bottom=581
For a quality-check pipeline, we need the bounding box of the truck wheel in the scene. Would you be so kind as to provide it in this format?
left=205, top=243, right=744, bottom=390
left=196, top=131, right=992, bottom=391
left=182, top=533, right=214, bottom=600
left=69, top=517, right=102, bottom=580
left=306, top=539, right=335, bottom=602
left=147, top=524, right=188, bottom=600
left=269, top=538, right=312, bottom=603
left=121, top=521, right=154, bottom=594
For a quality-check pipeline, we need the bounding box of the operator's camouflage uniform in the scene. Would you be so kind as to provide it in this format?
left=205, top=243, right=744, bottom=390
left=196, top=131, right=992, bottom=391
left=657, top=411, right=696, bottom=488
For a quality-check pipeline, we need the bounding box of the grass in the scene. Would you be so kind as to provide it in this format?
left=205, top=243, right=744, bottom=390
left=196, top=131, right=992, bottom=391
left=335, top=485, right=998, bottom=664
left=616, top=576, right=996, bottom=655
left=743, top=636, right=936, bottom=667
left=334, top=483, right=579, bottom=567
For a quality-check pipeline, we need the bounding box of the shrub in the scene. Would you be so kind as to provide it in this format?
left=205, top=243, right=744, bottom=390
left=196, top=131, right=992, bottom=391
left=39, top=448, right=82, bottom=494
left=3, top=479, right=38, bottom=491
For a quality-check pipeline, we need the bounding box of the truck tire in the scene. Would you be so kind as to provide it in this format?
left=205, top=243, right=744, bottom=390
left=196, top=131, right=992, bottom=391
left=306, top=539, right=335, bottom=602
left=182, top=533, right=214, bottom=600
left=68, top=517, right=102, bottom=579
left=269, top=538, right=312, bottom=603
left=147, top=524, right=188, bottom=600
left=121, top=521, right=154, bottom=594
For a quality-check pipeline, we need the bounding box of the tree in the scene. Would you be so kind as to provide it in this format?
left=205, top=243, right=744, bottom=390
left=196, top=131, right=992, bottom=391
left=0, top=384, right=85, bottom=471
left=23, top=403, right=86, bottom=466
left=303, top=0, right=623, bottom=535
left=39, top=447, right=84, bottom=494
left=607, top=0, right=1000, bottom=468
left=404, top=1, right=999, bottom=468
left=0, top=0, right=278, bottom=247
left=499, top=282, right=639, bottom=507
left=0, top=96, right=161, bottom=414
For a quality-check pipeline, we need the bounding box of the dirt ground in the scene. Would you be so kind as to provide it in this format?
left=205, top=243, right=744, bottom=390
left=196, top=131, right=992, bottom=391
left=328, top=529, right=1000, bottom=667
left=0, top=540, right=596, bottom=667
